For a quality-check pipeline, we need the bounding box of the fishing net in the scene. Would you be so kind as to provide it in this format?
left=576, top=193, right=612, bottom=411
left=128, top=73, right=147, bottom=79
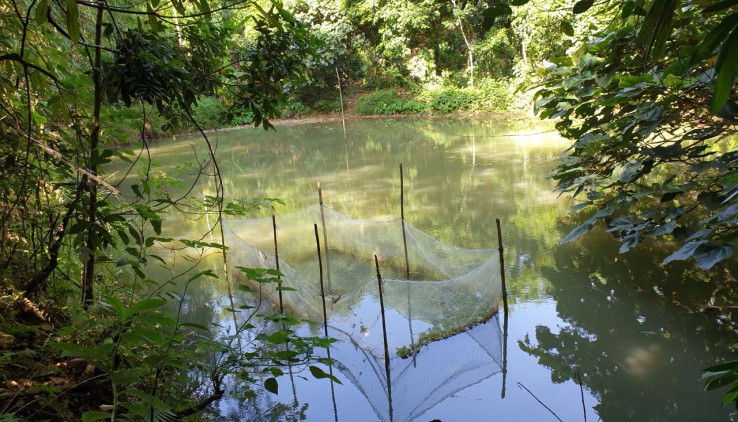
left=223, top=205, right=501, bottom=355
left=317, top=315, right=503, bottom=421
left=224, top=206, right=503, bottom=421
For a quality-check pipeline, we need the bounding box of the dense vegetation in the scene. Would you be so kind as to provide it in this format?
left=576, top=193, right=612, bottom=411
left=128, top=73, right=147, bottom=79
left=103, top=0, right=573, bottom=137
left=1, top=0, right=738, bottom=418
left=0, top=0, right=327, bottom=419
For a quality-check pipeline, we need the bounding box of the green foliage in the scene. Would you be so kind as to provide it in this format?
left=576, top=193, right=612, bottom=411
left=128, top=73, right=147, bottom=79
left=229, top=3, right=316, bottom=129
left=282, top=99, right=312, bottom=118
left=104, top=29, right=190, bottom=110
left=55, top=289, right=209, bottom=419
left=0, top=0, right=324, bottom=417
left=475, top=28, right=516, bottom=78
left=703, top=360, right=738, bottom=405
left=191, top=96, right=228, bottom=129
left=472, top=78, right=512, bottom=111
left=312, top=98, right=342, bottom=114
left=534, top=1, right=738, bottom=270
left=355, top=90, right=427, bottom=115
left=364, top=70, right=419, bottom=91
left=428, top=88, right=472, bottom=114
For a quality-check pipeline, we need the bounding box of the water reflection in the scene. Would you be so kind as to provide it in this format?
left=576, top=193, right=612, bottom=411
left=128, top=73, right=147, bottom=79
left=522, top=226, right=738, bottom=420
left=110, top=118, right=738, bottom=420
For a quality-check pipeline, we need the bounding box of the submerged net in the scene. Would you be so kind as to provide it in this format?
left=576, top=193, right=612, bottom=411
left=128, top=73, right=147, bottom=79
left=223, top=205, right=501, bottom=355
left=316, top=315, right=503, bottom=421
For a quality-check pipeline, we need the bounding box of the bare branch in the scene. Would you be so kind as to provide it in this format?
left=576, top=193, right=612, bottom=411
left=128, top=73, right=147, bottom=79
left=28, top=136, right=121, bottom=195
left=0, top=53, right=59, bottom=83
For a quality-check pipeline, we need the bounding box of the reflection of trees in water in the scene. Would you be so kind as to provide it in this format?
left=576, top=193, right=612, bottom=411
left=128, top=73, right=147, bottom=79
left=207, top=381, right=308, bottom=422
left=520, top=227, right=738, bottom=420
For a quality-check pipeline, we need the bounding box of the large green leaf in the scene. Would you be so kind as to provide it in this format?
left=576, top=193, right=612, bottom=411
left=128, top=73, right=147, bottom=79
left=573, top=0, right=595, bottom=14
left=693, top=243, right=736, bottom=269
left=560, top=217, right=596, bottom=244
left=264, top=377, right=278, bottom=394
left=309, top=365, right=341, bottom=383
left=704, top=0, right=738, bottom=14
left=127, top=298, right=166, bottom=316
left=691, top=13, right=738, bottom=64
left=711, top=25, right=738, bottom=113
left=34, top=0, right=48, bottom=24
left=663, top=240, right=706, bottom=264
left=81, top=412, right=112, bottom=422
left=636, top=0, right=678, bottom=61
left=482, top=4, right=512, bottom=31
left=65, top=0, right=80, bottom=45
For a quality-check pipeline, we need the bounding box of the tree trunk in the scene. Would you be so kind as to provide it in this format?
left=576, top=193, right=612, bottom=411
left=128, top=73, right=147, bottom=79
left=83, top=2, right=104, bottom=308
left=434, top=45, right=442, bottom=77
left=450, top=0, right=474, bottom=87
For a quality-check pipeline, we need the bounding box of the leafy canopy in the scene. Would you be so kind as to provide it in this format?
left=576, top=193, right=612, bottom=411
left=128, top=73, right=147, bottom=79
left=531, top=0, right=738, bottom=269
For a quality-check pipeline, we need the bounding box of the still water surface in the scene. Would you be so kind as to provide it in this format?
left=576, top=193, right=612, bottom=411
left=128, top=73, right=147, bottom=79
left=115, top=117, right=738, bottom=421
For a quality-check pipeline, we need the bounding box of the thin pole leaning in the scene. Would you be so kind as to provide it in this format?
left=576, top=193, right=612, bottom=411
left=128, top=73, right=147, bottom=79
left=374, top=254, right=394, bottom=422
left=314, top=224, right=329, bottom=338
left=315, top=224, right=339, bottom=422
left=400, top=164, right=410, bottom=279
left=496, top=218, right=509, bottom=317
left=318, top=182, right=332, bottom=290
left=400, top=163, right=416, bottom=363
left=336, top=67, right=347, bottom=140
left=272, top=214, right=283, bottom=314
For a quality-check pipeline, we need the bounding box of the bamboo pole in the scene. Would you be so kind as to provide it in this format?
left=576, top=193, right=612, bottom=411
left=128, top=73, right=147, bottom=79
left=400, top=163, right=415, bottom=364
left=374, top=254, right=394, bottom=422
left=314, top=224, right=329, bottom=337
left=314, top=224, right=339, bottom=421
left=272, top=214, right=283, bottom=314
left=501, top=312, right=508, bottom=399
left=318, top=183, right=332, bottom=290
left=400, top=164, right=410, bottom=279
left=496, top=218, right=509, bottom=317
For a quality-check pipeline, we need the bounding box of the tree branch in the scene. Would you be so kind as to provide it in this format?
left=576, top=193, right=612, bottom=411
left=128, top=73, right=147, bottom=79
left=0, top=53, right=59, bottom=83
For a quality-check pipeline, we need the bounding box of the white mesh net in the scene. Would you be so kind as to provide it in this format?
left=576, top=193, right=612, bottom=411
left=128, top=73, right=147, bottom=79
left=223, top=205, right=502, bottom=357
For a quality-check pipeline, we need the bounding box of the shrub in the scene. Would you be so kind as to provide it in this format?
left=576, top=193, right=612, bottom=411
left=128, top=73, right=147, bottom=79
left=230, top=109, right=255, bottom=126
left=355, top=90, right=426, bottom=115
left=313, top=98, right=342, bottom=114
left=191, top=96, right=228, bottom=129
left=364, top=68, right=419, bottom=92
left=473, top=78, right=512, bottom=111
left=281, top=100, right=311, bottom=118
left=428, top=88, right=472, bottom=114
left=105, top=103, right=170, bottom=143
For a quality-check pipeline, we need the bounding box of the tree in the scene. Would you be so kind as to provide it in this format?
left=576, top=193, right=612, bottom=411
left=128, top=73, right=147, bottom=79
left=0, top=0, right=321, bottom=417
left=529, top=0, right=738, bottom=270
left=510, top=0, right=738, bottom=408
left=0, top=0, right=312, bottom=301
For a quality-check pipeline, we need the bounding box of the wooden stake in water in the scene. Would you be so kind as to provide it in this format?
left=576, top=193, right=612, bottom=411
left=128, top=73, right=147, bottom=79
left=314, top=224, right=339, bottom=421
left=501, top=312, right=509, bottom=399
left=496, top=218, right=509, bottom=317
left=400, top=164, right=416, bottom=363
left=318, top=183, right=332, bottom=290
left=374, top=254, right=394, bottom=422
left=272, top=214, right=283, bottom=314
left=400, top=164, right=410, bottom=279
left=314, top=224, right=329, bottom=338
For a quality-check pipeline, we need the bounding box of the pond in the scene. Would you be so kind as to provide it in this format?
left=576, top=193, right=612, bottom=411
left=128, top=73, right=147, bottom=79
left=112, top=117, right=738, bottom=421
